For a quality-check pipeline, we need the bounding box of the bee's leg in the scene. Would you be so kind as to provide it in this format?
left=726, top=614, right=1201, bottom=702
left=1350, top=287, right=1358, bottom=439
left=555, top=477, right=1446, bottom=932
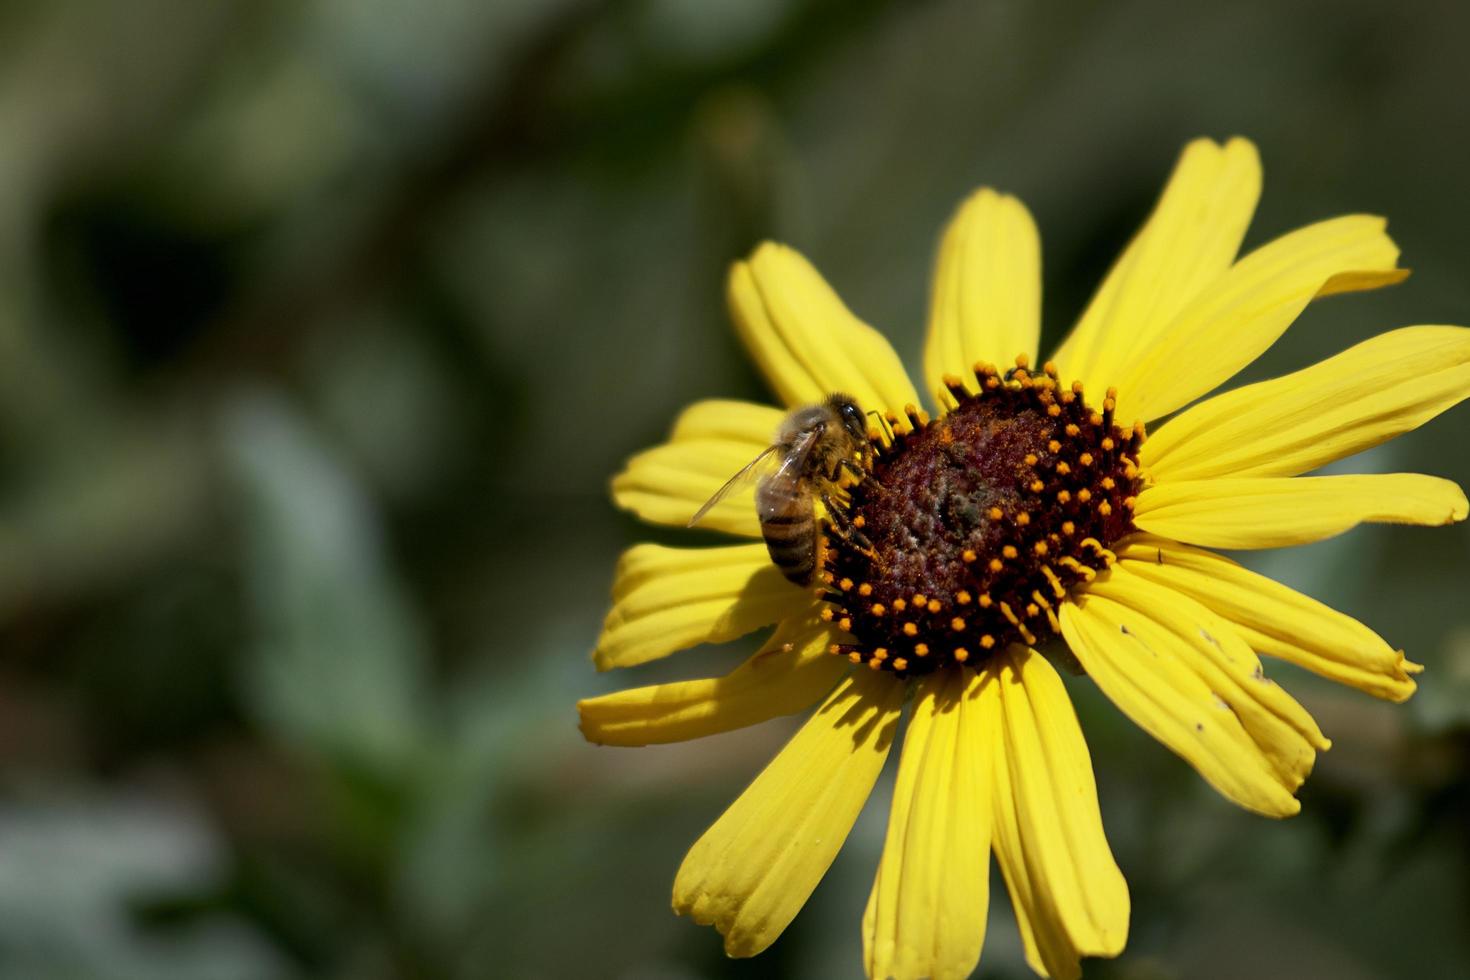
left=822, top=492, right=876, bottom=557
left=835, top=458, right=868, bottom=484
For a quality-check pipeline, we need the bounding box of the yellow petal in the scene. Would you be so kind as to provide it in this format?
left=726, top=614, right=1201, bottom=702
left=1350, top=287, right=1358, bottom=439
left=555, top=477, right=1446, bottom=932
left=1115, top=536, right=1418, bottom=702
left=1062, top=567, right=1329, bottom=818
left=674, top=669, right=905, bottom=957
left=729, top=243, right=921, bottom=422
left=864, top=670, right=990, bottom=980
left=579, top=620, right=848, bottom=746
left=1133, top=473, right=1469, bottom=550
left=1143, top=326, right=1470, bottom=481
left=612, top=399, right=785, bottom=537
left=1053, top=138, right=1261, bottom=399
left=594, top=543, right=809, bottom=670
left=922, top=188, right=1041, bottom=402
left=988, top=646, right=1130, bottom=980
left=1114, top=214, right=1406, bottom=423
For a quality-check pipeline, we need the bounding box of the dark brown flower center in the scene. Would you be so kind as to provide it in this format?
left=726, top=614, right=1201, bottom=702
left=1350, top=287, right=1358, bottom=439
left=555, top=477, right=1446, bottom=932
left=820, top=359, right=1145, bottom=676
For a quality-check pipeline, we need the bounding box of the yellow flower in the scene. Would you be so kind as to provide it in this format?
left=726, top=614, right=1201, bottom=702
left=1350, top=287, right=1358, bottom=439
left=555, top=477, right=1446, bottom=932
left=578, top=137, right=1470, bottom=980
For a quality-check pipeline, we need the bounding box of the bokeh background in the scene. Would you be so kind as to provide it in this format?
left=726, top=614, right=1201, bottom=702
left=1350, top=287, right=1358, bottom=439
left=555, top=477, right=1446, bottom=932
left=2, top=0, right=1469, bottom=977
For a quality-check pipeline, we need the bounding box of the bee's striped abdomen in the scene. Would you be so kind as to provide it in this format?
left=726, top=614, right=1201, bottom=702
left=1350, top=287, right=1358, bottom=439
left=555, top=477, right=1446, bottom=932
left=761, top=512, right=816, bottom=584
left=758, top=481, right=817, bottom=585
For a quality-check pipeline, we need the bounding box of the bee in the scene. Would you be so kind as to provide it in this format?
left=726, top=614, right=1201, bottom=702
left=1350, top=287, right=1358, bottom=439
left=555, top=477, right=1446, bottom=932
left=689, top=393, right=877, bottom=584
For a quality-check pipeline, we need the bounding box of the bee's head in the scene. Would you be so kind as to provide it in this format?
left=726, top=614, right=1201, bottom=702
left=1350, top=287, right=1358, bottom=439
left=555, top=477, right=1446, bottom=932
left=826, top=393, right=869, bottom=444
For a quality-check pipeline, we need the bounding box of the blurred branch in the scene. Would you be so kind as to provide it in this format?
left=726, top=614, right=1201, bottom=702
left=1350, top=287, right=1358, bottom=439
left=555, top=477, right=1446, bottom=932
left=178, top=0, right=614, bottom=381
left=176, top=0, right=902, bottom=384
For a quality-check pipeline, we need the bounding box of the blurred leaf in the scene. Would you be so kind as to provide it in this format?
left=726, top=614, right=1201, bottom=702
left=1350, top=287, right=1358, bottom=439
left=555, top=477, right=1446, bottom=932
left=0, top=790, right=286, bottom=980
left=1414, top=626, right=1470, bottom=732
left=221, top=390, right=433, bottom=778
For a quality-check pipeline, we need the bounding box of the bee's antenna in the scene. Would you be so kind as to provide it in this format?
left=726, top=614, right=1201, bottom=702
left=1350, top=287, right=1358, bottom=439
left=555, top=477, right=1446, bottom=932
left=865, top=409, right=893, bottom=443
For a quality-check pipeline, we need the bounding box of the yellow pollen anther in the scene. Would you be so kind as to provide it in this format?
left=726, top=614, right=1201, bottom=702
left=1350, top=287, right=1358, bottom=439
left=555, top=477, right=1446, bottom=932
left=1047, top=403, right=1061, bottom=417
left=1030, top=479, right=1045, bottom=493
left=999, top=602, right=1020, bottom=626
left=957, top=590, right=972, bottom=605
left=979, top=592, right=994, bottom=608
left=874, top=647, right=888, bottom=660
left=1015, top=353, right=1030, bottom=369
left=1062, top=520, right=1076, bottom=535
left=914, top=643, right=929, bottom=657
left=868, top=659, right=883, bottom=670
left=1043, top=360, right=1059, bottom=377
left=1056, top=461, right=1071, bottom=475
left=1071, top=380, right=1084, bottom=394
left=1024, top=453, right=1039, bottom=466
left=951, top=617, right=966, bottom=631
left=1048, top=440, right=1062, bottom=453
left=1057, top=490, right=1072, bottom=503
left=927, top=599, right=941, bottom=613
left=840, top=577, right=854, bottom=591
left=1034, top=541, right=1049, bottom=556
left=980, top=635, right=995, bottom=649
left=1042, top=565, right=1066, bottom=598
left=1016, top=511, right=1031, bottom=526
left=1101, top=476, right=1116, bottom=489
left=829, top=643, right=843, bottom=655
left=1079, top=452, right=1094, bottom=466
left=892, top=598, right=907, bottom=612
left=1065, top=423, right=1080, bottom=437
left=1124, top=495, right=1137, bottom=510
left=858, top=582, right=873, bottom=596
left=1101, top=437, right=1115, bottom=451
left=820, top=608, right=835, bottom=622
left=962, top=549, right=977, bottom=563
left=1099, top=501, right=1113, bottom=516
left=903, top=622, right=919, bottom=637
left=892, top=657, right=909, bottom=672
left=954, top=647, right=970, bottom=663
left=848, top=651, right=863, bottom=663
left=988, top=506, right=1004, bottom=521
left=1026, top=603, right=1040, bottom=617
left=870, top=603, right=886, bottom=617
left=989, top=558, right=1004, bottom=572
left=1077, top=488, right=1092, bottom=502
left=822, top=572, right=835, bottom=584
left=1059, top=556, right=1096, bottom=581
left=1089, top=412, right=1104, bottom=426
left=838, top=617, right=852, bottom=632
left=1003, top=545, right=1019, bottom=559
left=912, top=593, right=927, bottom=606
left=852, top=515, right=866, bottom=529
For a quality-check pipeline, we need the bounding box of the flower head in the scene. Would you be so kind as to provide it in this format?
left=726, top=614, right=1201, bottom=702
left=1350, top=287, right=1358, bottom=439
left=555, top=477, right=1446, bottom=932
left=579, top=137, right=1470, bottom=979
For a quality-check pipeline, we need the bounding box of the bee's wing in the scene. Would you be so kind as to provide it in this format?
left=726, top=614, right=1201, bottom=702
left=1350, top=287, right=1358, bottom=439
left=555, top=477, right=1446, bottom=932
left=688, top=443, right=782, bottom=528
left=755, top=427, right=823, bottom=520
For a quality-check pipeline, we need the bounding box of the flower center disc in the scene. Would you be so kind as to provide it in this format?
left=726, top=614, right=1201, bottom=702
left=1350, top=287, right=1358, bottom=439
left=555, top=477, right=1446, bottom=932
left=822, top=360, right=1144, bottom=676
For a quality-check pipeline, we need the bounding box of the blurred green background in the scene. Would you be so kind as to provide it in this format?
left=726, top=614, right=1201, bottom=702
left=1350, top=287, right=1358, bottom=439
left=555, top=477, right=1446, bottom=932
left=1, top=0, right=1468, bottom=977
